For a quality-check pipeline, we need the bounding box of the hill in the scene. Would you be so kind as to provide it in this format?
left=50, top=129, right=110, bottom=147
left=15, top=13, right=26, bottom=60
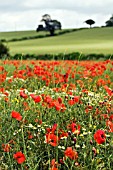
left=0, top=27, right=113, bottom=55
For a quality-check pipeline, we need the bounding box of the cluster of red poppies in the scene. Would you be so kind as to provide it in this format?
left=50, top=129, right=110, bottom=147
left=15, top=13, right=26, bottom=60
left=0, top=59, right=113, bottom=169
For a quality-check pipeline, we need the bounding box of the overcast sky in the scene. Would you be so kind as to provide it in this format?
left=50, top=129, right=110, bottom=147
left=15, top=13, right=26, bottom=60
left=0, top=0, right=113, bottom=32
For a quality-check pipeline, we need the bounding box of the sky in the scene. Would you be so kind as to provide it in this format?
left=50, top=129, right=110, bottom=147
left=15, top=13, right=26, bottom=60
left=0, top=0, right=113, bottom=32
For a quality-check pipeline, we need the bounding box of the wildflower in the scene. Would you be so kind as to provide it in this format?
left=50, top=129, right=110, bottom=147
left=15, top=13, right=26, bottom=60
left=13, top=151, right=26, bottom=164
left=100, top=114, right=109, bottom=120
left=57, top=97, right=62, bottom=103
left=45, top=133, right=58, bottom=147
left=46, top=123, right=58, bottom=134
left=23, top=101, right=30, bottom=111
left=64, top=147, right=78, bottom=160
left=67, top=122, right=81, bottom=135
left=54, top=101, right=61, bottom=111
left=53, top=101, right=66, bottom=112
left=51, top=167, right=58, bottom=170
left=50, top=159, right=59, bottom=170
left=92, top=147, right=97, bottom=156
left=2, top=144, right=11, bottom=152
left=73, top=96, right=80, bottom=103
left=109, top=114, right=113, bottom=121
left=106, top=120, right=113, bottom=132
left=68, top=99, right=75, bottom=105
left=20, top=91, right=28, bottom=99
left=44, top=95, right=52, bottom=103
left=30, top=94, right=42, bottom=103
left=104, top=85, right=113, bottom=96
left=27, top=131, right=34, bottom=139
left=11, top=111, right=22, bottom=121
left=94, top=129, right=106, bottom=144
left=59, top=129, right=68, bottom=139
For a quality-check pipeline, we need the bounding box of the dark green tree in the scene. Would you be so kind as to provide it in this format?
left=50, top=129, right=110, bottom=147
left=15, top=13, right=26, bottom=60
left=105, top=15, right=113, bottom=27
left=0, top=42, right=9, bottom=58
left=36, top=14, right=62, bottom=36
left=84, top=19, right=95, bottom=28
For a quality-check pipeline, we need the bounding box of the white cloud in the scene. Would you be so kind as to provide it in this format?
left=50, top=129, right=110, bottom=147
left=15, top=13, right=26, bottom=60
left=0, top=0, right=113, bottom=31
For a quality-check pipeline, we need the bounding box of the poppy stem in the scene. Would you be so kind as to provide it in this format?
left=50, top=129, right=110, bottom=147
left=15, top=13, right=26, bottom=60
left=47, top=145, right=51, bottom=169
left=21, top=124, right=27, bottom=163
left=7, top=152, right=13, bottom=170
left=56, top=123, right=59, bottom=168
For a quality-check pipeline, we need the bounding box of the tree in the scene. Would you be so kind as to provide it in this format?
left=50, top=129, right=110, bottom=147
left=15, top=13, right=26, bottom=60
left=52, top=20, right=62, bottom=30
left=84, top=19, right=95, bottom=28
left=42, top=14, right=51, bottom=22
left=105, top=15, right=113, bottom=27
left=0, top=42, right=9, bottom=58
left=36, top=14, right=62, bottom=36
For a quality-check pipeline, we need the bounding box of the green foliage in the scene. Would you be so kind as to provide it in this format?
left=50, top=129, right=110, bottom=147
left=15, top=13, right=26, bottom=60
left=10, top=52, right=113, bottom=60
left=105, top=14, right=113, bottom=27
left=85, top=19, right=95, bottom=28
left=0, top=42, right=9, bottom=58
left=40, top=14, right=62, bottom=36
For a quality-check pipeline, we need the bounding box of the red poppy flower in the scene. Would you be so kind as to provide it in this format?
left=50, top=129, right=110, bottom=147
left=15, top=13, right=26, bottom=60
left=104, top=85, right=113, bottom=96
left=106, top=120, right=113, bottom=132
left=100, top=114, right=109, bottom=120
left=45, top=133, right=58, bottom=147
left=73, top=96, right=80, bottom=103
left=59, top=129, right=68, bottom=139
left=44, top=95, right=52, bottom=104
left=57, top=97, right=62, bottom=103
left=34, top=95, right=42, bottom=103
left=64, top=147, right=78, bottom=160
left=94, top=129, right=106, bottom=144
left=109, top=114, right=113, bottom=121
left=54, top=101, right=66, bottom=112
left=50, top=159, right=59, bottom=170
left=67, top=122, right=81, bottom=135
left=13, top=151, right=26, bottom=164
left=27, top=131, right=34, bottom=139
left=11, top=111, right=22, bottom=121
left=46, top=124, right=57, bottom=134
left=68, top=99, right=75, bottom=106
left=50, top=167, right=58, bottom=170
left=54, top=101, right=61, bottom=111
left=30, top=94, right=42, bottom=103
left=20, top=91, right=28, bottom=99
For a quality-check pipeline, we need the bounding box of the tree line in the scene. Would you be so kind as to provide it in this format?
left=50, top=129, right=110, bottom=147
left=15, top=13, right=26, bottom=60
left=36, top=14, right=113, bottom=36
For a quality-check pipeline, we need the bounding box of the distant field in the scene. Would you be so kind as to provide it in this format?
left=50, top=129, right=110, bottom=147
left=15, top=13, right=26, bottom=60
left=0, top=30, right=47, bottom=40
left=1, top=27, right=113, bottom=55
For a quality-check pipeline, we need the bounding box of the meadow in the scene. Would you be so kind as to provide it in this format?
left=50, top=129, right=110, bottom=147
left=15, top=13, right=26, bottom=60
left=1, top=27, right=113, bottom=55
left=0, top=59, right=113, bottom=170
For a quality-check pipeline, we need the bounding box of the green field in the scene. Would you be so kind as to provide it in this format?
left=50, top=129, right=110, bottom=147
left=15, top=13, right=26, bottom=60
left=0, top=30, right=47, bottom=40
left=1, top=27, right=113, bottom=55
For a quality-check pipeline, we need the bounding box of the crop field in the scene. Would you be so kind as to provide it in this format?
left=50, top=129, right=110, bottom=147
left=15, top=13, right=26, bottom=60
left=1, top=27, right=113, bottom=55
left=0, top=30, right=51, bottom=41
left=0, top=59, right=113, bottom=169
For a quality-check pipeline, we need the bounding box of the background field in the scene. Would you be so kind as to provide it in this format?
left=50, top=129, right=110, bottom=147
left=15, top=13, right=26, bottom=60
left=0, top=27, right=113, bottom=55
